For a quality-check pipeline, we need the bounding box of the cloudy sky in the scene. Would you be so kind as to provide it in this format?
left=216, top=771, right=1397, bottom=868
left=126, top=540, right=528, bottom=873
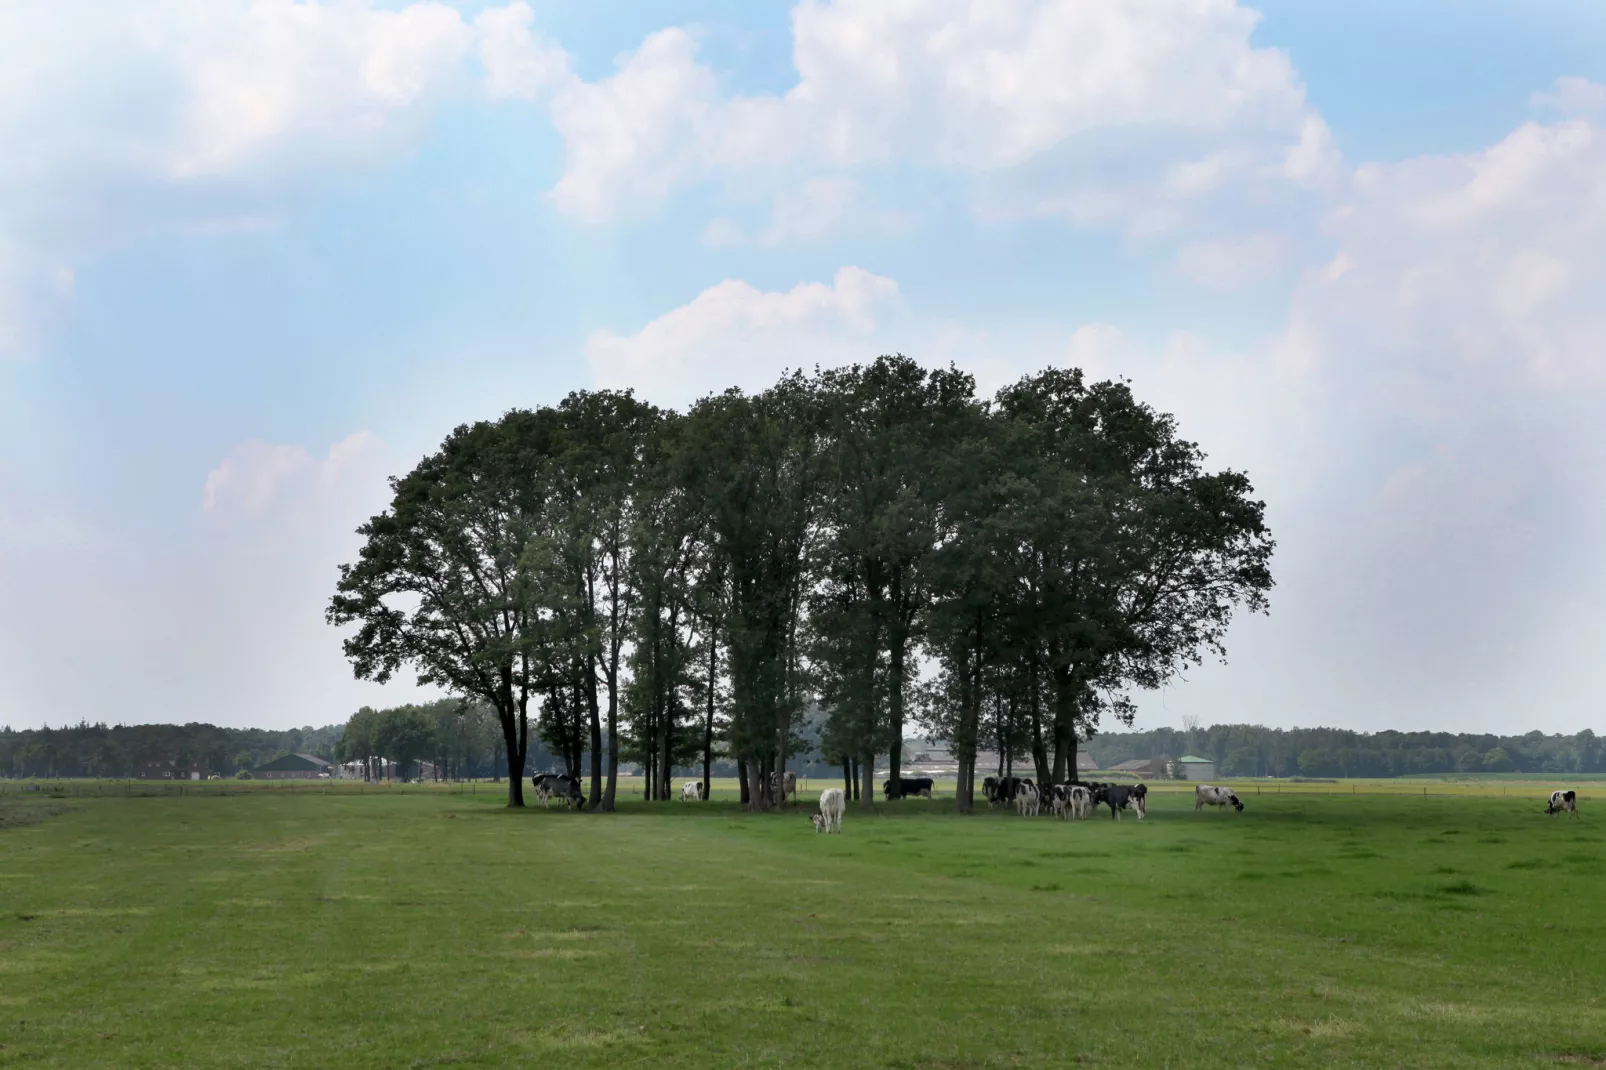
left=3, top=0, right=1604, bottom=735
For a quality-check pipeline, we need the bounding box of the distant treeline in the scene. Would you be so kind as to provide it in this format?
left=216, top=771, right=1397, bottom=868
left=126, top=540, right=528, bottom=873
left=0, top=721, right=346, bottom=779
left=1084, top=724, right=1605, bottom=778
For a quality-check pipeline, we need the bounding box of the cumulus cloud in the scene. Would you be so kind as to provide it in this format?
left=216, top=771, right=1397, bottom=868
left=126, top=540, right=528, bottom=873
left=0, top=0, right=538, bottom=357
left=475, top=1, right=570, bottom=101
left=544, top=0, right=1333, bottom=232
left=1175, top=232, right=1290, bottom=290
left=0, top=431, right=422, bottom=728
left=588, top=266, right=903, bottom=406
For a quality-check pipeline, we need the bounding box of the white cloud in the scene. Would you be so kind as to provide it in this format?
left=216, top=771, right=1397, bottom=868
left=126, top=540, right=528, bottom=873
left=588, top=266, right=902, bottom=406
left=1532, top=76, right=1606, bottom=119
left=0, top=0, right=537, bottom=357
left=1175, top=232, right=1289, bottom=290
left=0, top=431, right=424, bottom=729
left=545, top=0, right=1330, bottom=232
left=476, top=1, right=570, bottom=101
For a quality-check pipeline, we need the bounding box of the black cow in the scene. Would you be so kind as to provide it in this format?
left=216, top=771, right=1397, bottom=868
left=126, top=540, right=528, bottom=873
left=1092, top=782, right=1147, bottom=820
left=883, top=776, right=935, bottom=799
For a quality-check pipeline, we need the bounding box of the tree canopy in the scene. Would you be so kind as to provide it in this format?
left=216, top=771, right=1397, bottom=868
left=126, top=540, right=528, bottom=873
left=327, top=357, right=1274, bottom=808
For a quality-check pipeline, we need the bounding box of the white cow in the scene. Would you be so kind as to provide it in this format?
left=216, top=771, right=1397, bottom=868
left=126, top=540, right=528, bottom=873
left=1194, top=784, right=1244, bottom=813
left=814, top=787, right=846, bottom=833
left=680, top=780, right=704, bottom=801
left=1547, top=789, right=1578, bottom=818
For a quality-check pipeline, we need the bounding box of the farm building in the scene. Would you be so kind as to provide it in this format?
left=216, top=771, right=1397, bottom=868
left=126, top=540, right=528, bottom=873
left=137, top=759, right=210, bottom=780
left=1110, top=758, right=1166, bottom=777
left=1175, top=754, right=1216, bottom=781
left=252, top=753, right=332, bottom=780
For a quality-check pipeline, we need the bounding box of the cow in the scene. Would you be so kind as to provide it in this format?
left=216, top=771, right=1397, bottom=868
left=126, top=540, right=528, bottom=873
left=1092, top=782, right=1146, bottom=820
left=769, top=770, right=799, bottom=805
left=1015, top=781, right=1041, bottom=818
left=1194, top=785, right=1244, bottom=813
left=531, top=773, right=583, bottom=810
left=1547, top=789, right=1578, bottom=818
left=883, top=776, right=935, bottom=799
left=680, top=780, right=705, bottom=802
left=988, top=775, right=1034, bottom=807
left=1044, top=783, right=1071, bottom=819
left=982, top=776, right=999, bottom=805
left=814, top=787, right=846, bottom=833
left=1067, top=784, right=1093, bottom=820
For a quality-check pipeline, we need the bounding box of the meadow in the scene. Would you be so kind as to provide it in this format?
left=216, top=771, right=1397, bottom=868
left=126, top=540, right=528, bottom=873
left=2, top=780, right=1603, bottom=1068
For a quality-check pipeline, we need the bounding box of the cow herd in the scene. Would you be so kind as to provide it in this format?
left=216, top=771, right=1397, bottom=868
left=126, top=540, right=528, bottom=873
left=534, top=772, right=1585, bottom=828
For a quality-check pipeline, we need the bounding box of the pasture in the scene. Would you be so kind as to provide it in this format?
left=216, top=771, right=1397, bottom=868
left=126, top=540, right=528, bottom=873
left=2, top=783, right=1604, bottom=1068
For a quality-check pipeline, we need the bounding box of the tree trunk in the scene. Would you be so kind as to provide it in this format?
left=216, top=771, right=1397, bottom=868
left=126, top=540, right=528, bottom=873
left=602, top=659, right=620, bottom=812
left=745, top=759, right=766, bottom=812
left=702, top=623, right=718, bottom=803
left=585, top=655, right=602, bottom=810
left=737, top=758, right=750, bottom=804
left=843, top=759, right=852, bottom=798
left=499, top=702, right=525, bottom=808
left=887, top=637, right=906, bottom=799
left=859, top=749, right=876, bottom=811
left=1028, top=660, right=1050, bottom=785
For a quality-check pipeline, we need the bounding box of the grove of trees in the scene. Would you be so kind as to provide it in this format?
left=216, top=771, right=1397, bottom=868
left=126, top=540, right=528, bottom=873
left=327, top=357, right=1276, bottom=810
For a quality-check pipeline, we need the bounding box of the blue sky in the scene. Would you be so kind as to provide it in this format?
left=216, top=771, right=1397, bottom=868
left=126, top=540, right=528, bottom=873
left=3, top=0, right=1605, bottom=735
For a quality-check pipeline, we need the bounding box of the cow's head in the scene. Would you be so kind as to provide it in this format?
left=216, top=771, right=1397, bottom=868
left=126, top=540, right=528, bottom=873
left=1229, top=793, right=1244, bottom=812
left=811, top=814, right=826, bottom=833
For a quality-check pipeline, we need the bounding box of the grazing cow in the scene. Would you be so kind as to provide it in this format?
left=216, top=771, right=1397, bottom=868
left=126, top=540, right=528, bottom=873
left=531, top=774, right=583, bottom=810
left=1547, top=789, right=1579, bottom=818
left=883, top=776, right=935, bottom=799
left=1194, top=785, right=1244, bottom=813
left=814, top=787, right=846, bottom=833
left=1092, top=782, right=1146, bottom=820
left=680, top=780, right=704, bottom=801
left=769, top=770, right=798, bottom=805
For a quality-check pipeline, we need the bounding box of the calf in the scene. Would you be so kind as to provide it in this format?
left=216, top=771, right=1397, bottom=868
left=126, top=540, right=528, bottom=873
left=770, top=770, right=798, bottom=805
left=1547, top=789, right=1578, bottom=818
left=680, top=780, right=704, bottom=802
left=1092, top=782, right=1146, bottom=820
left=1194, top=784, right=1244, bottom=813
left=814, top=787, right=846, bottom=833
left=883, top=776, right=935, bottom=799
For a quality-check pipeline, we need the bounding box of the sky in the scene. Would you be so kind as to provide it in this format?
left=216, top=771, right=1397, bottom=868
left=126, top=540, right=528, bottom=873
left=3, top=0, right=1605, bottom=736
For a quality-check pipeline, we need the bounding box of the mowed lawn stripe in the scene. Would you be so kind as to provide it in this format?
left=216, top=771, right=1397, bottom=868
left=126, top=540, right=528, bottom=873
left=3, top=791, right=1604, bottom=1067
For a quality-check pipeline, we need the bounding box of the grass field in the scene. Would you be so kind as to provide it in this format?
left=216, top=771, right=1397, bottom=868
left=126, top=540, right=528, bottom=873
left=3, top=783, right=1604, bottom=1068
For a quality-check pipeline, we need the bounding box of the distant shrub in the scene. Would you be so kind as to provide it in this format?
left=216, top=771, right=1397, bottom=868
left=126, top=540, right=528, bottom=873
left=236, top=770, right=252, bottom=780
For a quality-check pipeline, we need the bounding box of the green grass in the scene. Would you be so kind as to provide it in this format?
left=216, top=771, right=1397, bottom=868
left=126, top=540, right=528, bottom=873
left=3, top=788, right=1604, bottom=1068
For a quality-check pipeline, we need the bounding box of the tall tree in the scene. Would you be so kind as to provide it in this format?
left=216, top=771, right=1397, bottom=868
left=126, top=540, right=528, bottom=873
left=327, top=410, right=560, bottom=807
left=814, top=357, right=976, bottom=805
left=680, top=378, right=820, bottom=811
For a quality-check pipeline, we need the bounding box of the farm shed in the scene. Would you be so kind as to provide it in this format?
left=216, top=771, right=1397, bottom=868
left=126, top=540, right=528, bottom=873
left=1175, top=755, right=1216, bottom=781
left=252, top=753, right=332, bottom=780
left=137, top=759, right=209, bottom=780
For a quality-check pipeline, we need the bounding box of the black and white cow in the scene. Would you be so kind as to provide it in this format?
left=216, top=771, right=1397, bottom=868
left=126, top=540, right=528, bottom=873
left=769, top=770, right=798, bottom=804
left=1194, top=785, right=1244, bottom=813
left=680, top=780, right=705, bottom=801
left=1546, top=789, right=1578, bottom=818
left=1092, top=782, right=1147, bottom=820
left=987, top=775, right=1034, bottom=807
left=1066, top=784, right=1093, bottom=820
left=531, top=773, right=583, bottom=810
left=1015, top=781, right=1042, bottom=817
left=883, top=776, right=935, bottom=799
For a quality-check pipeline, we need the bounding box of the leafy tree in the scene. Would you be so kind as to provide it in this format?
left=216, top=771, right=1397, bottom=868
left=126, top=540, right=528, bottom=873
left=327, top=411, right=561, bottom=807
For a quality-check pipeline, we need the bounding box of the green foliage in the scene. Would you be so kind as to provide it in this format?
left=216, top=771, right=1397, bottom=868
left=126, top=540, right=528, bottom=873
left=0, top=721, right=340, bottom=779
left=234, top=770, right=251, bottom=780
